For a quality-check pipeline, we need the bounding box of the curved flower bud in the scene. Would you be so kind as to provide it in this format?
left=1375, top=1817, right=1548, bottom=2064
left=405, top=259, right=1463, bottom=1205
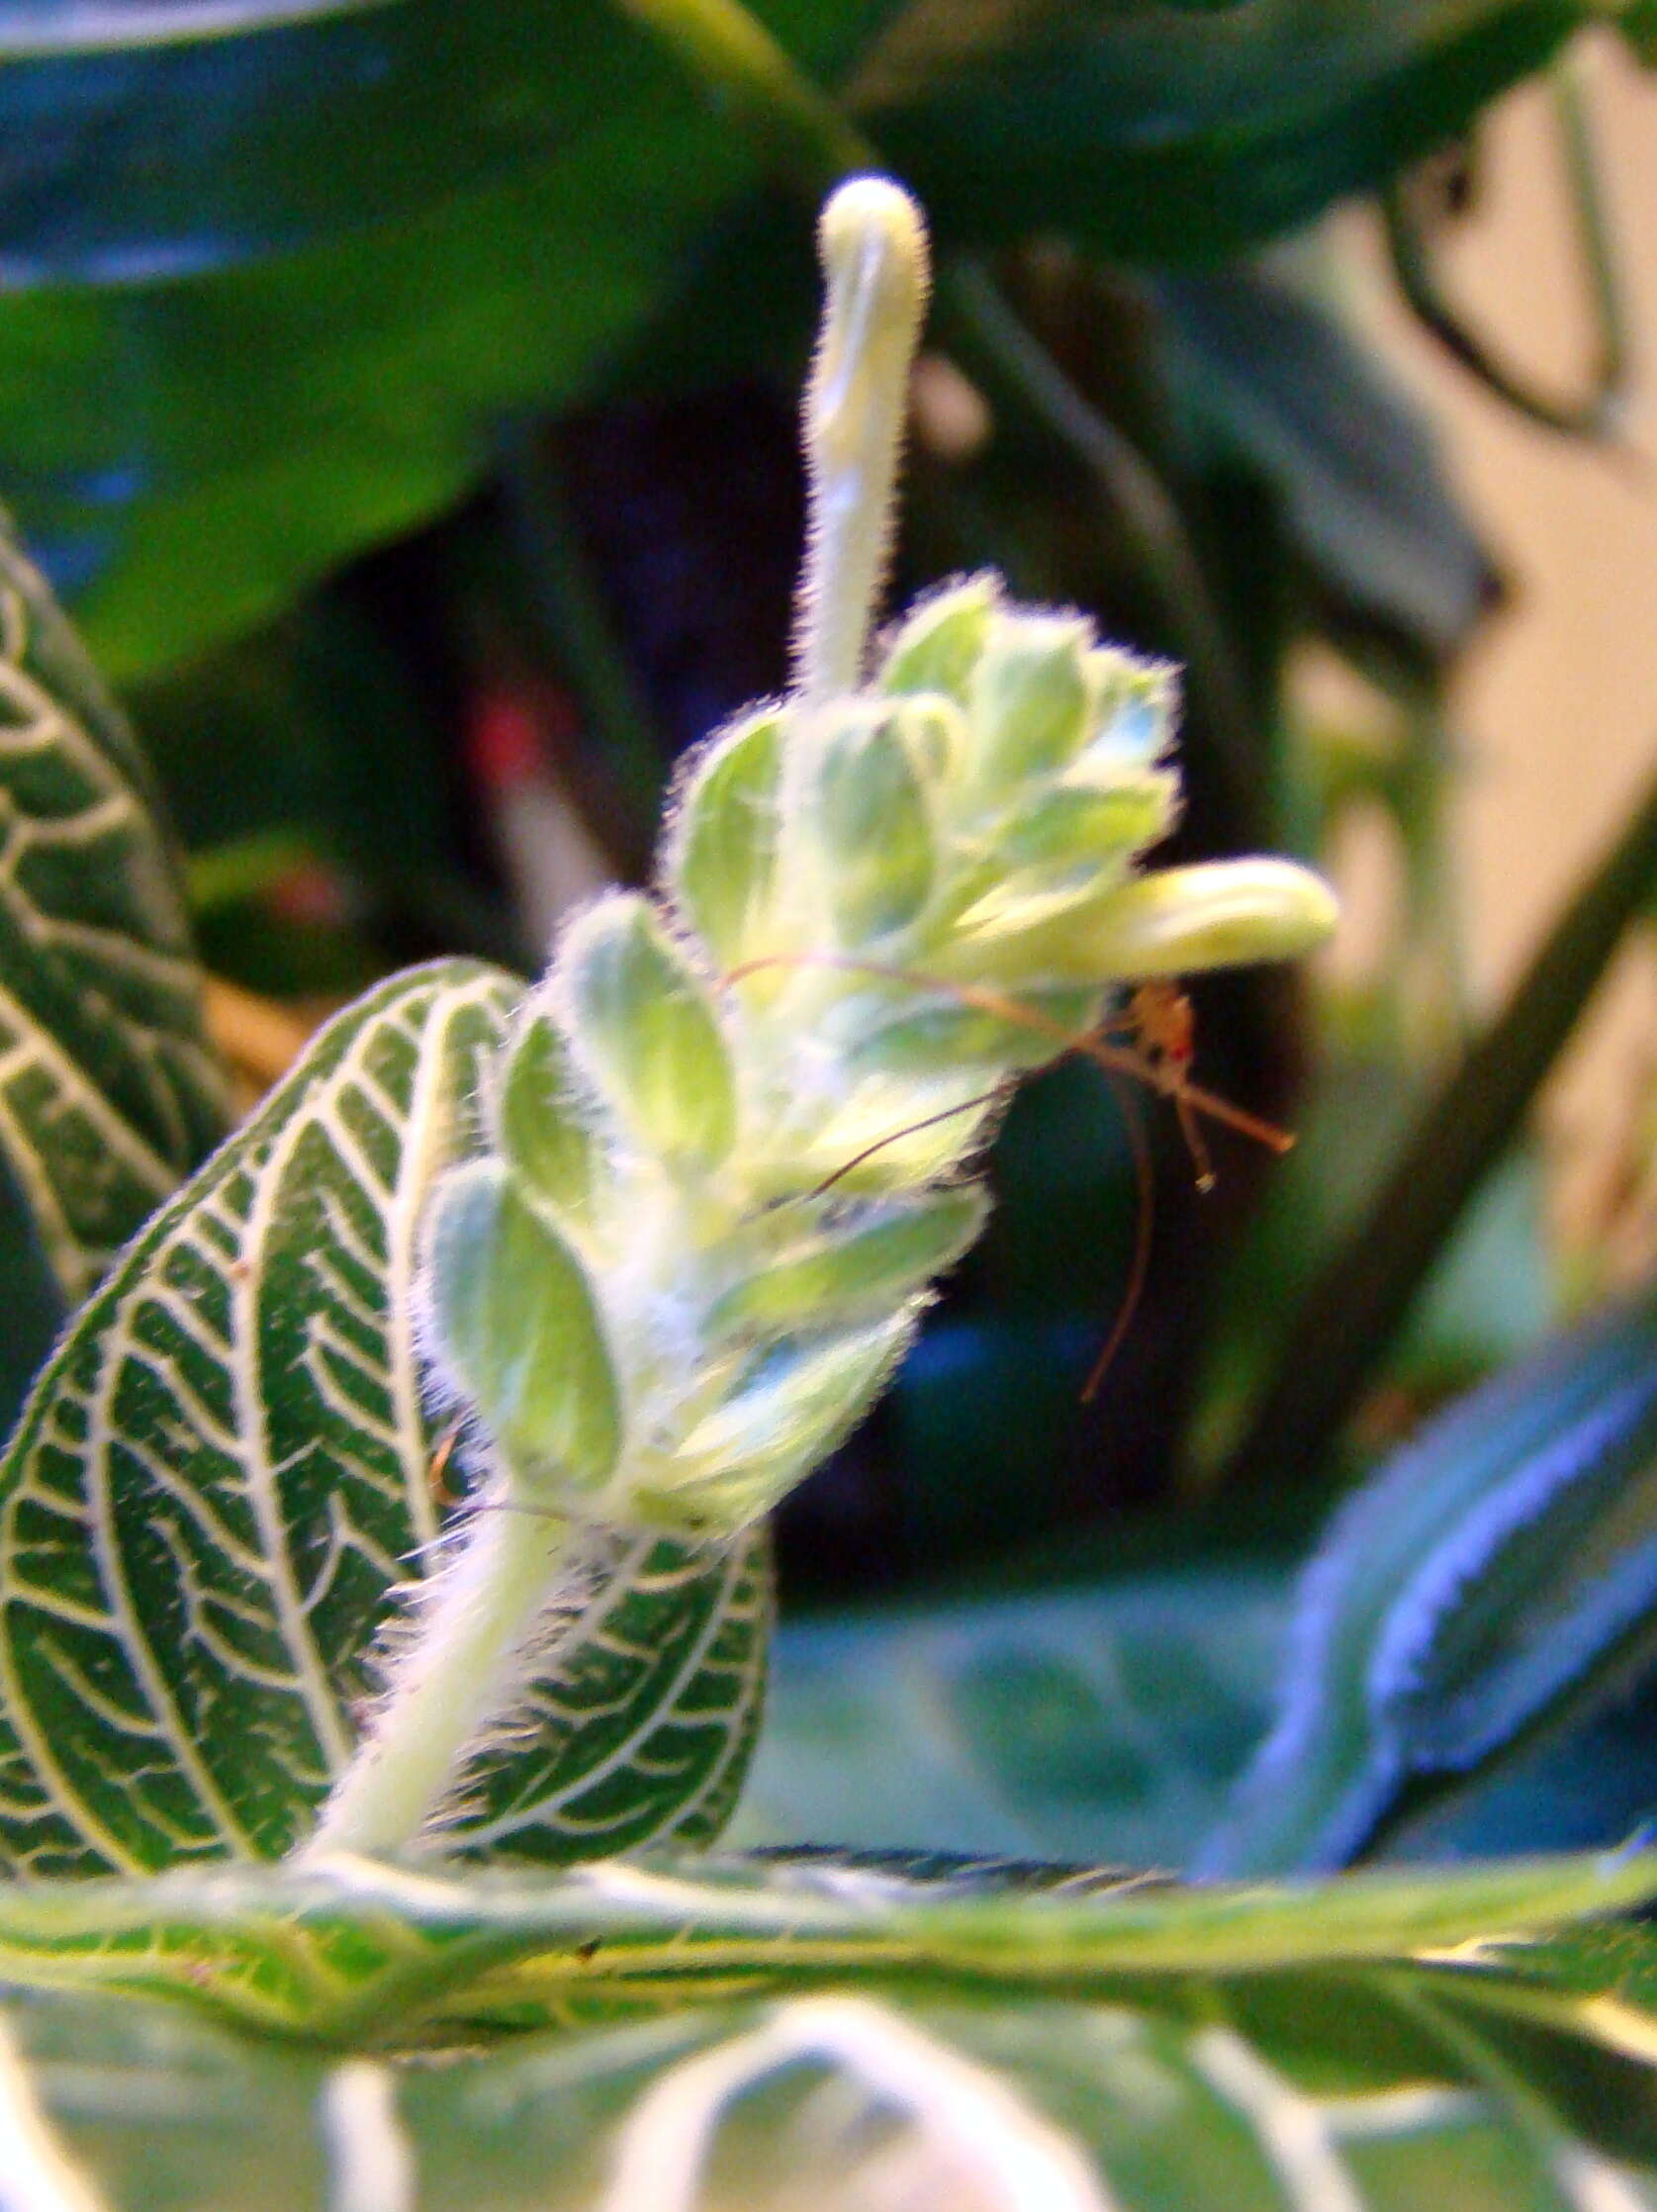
left=1067, top=858, right=1340, bottom=979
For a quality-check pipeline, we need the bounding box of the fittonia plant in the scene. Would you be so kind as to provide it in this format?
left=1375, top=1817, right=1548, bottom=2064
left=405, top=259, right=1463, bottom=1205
left=308, top=179, right=1335, bottom=1862
left=5, top=170, right=1657, bottom=2212
left=0, top=173, right=1334, bottom=1889
left=0, top=179, right=1338, bottom=1887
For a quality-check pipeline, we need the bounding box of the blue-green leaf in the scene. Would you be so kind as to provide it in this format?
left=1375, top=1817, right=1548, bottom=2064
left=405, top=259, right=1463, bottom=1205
left=732, top=1570, right=1286, bottom=1869
left=1201, top=1292, right=1657, bottom=1876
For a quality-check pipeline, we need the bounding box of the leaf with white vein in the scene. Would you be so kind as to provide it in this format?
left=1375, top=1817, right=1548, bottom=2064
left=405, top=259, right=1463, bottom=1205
left=3, top=1849, right=1657, bottom=2209
left=0, top=959, right=770, bottom=1877
left=0, top=516, right=229, bottom=1307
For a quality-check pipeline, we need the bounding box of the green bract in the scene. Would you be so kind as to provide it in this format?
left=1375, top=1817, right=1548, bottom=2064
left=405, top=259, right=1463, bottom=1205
left=421, top=574, right=1331, bottom=1547
left=340, top=178, right=1336, bottom=1859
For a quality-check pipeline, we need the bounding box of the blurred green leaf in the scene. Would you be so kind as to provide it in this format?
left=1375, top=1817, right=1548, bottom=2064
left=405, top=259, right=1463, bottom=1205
left=0, top=5, right=641, bottom=280
left=868, top=1, right=1598, bottom=265
left=0, top=515, right=228, bottom=1314
left=1200, top=1292, right=1657, bottom=1877
left=0, top=0, right=893, bottom=679
left=3, top=1849, right=1657, bottom=2210
left=0, top=0, right=1603, bottom=683
left=1156, top=254, right=1496, bottom=661
left=1382, top=1652, right=1657, bottom=1861
left=0, top=6, right=650, bottom=281
left=9, top=1934, right=1657, bottom=2211
left=730, top=1568, right=1286, bottom=1866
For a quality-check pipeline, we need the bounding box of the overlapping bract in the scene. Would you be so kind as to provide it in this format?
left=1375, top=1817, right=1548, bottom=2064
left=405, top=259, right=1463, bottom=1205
left=421, top=579, right=1334, bottom=1538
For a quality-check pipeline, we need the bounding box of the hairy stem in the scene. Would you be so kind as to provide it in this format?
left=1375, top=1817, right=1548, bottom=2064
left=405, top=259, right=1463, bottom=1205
left=305, top=1503, right=572, bottom=1859
left=794, top=179, right=930, bottom=699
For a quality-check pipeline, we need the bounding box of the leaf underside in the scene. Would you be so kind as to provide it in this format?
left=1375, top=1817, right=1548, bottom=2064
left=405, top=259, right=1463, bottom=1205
left=0, top=960, right=770, bottom=1878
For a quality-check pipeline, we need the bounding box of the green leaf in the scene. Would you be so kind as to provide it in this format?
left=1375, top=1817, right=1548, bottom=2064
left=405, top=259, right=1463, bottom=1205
left=1156, top=256, right=1496, bottom=660
left=1, top=0, right=1590, bottom=683
left=0, top=5, right=660, bottom=280
left=0, top=1844, right=1653, bottom=2032
left=0, top=516, right=229, bottom=1307
left=868, top=0, right=1597, bottom=265
left=0, top=0, right=891, bottom=680
left=1, top=1850, right=1655, bottom=2202
left=0, top=960, right=770, bottom=1876
left=731, top=1569, right=1287, bottom=1868
left=4, top=1939, right=1657, bottom=2211
left=1201, top=1293, right=1657, bottom=1877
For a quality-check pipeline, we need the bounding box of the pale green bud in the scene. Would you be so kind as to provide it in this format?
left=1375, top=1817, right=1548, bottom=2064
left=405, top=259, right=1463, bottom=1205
left=784, top=1074, right=1005, bottom=1200
left=710, top=1186, right=988, bottom=1336
left=494, top=1009, right=601, bottom=1228
left=967, top=615, right=1092, bottom=788
left=641, top=1314, right=915, bottom=1530
left=851, top=982, right=1102, bottom=1075
left=993, top=773, right=1177, bottom=878
left=879, top=576, right=996, bottom=701
left=817, top=706, right=936, bottom=944
left=1067, top=858, right=1339, bottom=978
left=421, top=1159, right=621, bottom=1488
left=669, top=707, right=783, bottom=970
left=562, top=895, right=738, bottom=1172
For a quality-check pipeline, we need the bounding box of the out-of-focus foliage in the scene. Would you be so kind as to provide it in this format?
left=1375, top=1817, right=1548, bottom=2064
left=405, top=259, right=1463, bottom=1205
left=0, top=0, right=1612, bottom=678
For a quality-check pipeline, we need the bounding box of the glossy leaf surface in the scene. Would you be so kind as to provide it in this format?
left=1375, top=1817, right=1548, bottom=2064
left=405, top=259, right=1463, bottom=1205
left=0, top=960, right=770, bottom=1877
left=0, top=515, right=227, bottom=1306
left=0, top=0, right=1606, bottom=679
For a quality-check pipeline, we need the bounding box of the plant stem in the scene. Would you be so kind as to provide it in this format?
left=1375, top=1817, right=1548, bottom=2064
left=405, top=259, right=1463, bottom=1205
left=304, top=1504, right=572, bottom=1859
